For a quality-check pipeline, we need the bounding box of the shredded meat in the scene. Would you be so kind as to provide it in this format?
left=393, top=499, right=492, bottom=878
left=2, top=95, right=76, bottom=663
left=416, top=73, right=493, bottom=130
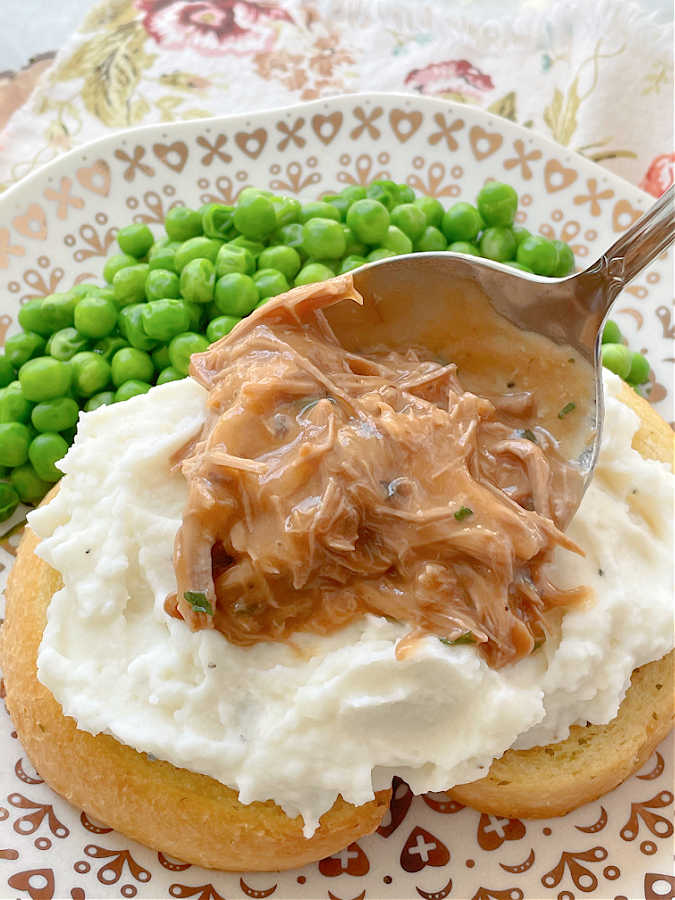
left=170, top=274, right=584, bottom=668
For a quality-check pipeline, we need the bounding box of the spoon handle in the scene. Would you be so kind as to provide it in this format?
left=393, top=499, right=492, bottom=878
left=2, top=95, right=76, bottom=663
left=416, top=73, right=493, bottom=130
left=591, top=184, right=674, bottom=309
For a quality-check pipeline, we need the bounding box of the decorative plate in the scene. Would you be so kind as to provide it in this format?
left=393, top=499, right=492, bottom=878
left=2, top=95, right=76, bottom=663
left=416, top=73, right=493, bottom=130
left=0, top=93, right=672, bottom=900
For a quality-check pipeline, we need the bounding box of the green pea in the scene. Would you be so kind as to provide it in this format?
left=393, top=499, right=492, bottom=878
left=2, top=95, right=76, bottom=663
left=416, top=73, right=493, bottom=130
left=0, top=481, right=19, bottom=521
left=206, top=316, right=240, bottom=343
left=175, top=237, right=222, bottom=273
left=19, top=357, right=71, bottom=402
left=414, top=196, right=444, bottom=229
left=382, top=225, right=413, bottom=255
left=228, top=236, right=265, bottom=259
left=29, top=432, right=69, bottom=481
left=180, top=257, right=215, bottom=304
left=18, top=298, right=52, bottom=337
left=70, top=352, right=111, bottom=398
left=151, top=345, right=171, bottom=372
left=508, top=261, right=534, bottom=273
left=308, top=258, right=339, bottom=274
left=141, top=299, right=191, bottom=342
left=111, top=348, right=154, bottom=387
left=31, top=397, right=79, bottom=433
left=393, top=184, right=416, bottom=205
left=253, top=269, right=290, bottom=300
left=92, top=335, right=128, bottom=362
left=602, top=320, right=622, bottom=345
left=145, top=268, right=180, bottom=301
left=0, top=382, right=33, bottom=424
left=103, top=253, right=137, bottom=284
left=442, top=202, right=482, bottom=243
left=477, top=181, right=518, bottom=227
left=414, top=226, right=447, bottom=252
left=339, top=185, right=367, bottom=204
left=512, top=225, right=531, bottom=246
left=182, top=300, right=204, bottom=333
left=366, top=182, right=396, bottom=210
left=156, top=366, right=184, bottom=386
left=346, top=199, right=390, bottom=245
left=258, top=245, right=301, bottom=280
left=117, top=223, right=154, bottom=258
left=214, top=273, right=259, bottom=317
left=165, top=206, right=203, bottom=242
left=233, top=193, right=277, bottom=240
left=448, top=241, right=481, bottom=257
left=84, top=391, right=115, bottom=412
left=272, top=224, right=305, bottom=258
left=0, top=422, right=31, bottom=467
left=626, top=351, right=650, bottom=385
left=322, top=193, right=350, bottom=221
left=270, top=195, right=301, bottom=227
left=215, top=244, right=255, bottom=277
left=390, top=204, right=426, bottom=241
left=168, top=332, right=209, bottom=376
left=367, top=248, right=397, bottom=262
left=302, top=218, right=347, bottom=259
left=41, top=291, right=80, bottom=332
left=601, top=343, right=632, bottom=379
left=118, top=304, right=158, bottom=351
left=298, top=201, right=340, bottom=224
left=341, top=225, right=367, bottom=257
left=551, top=240, right=575, bottom=277
left=114, top=380, right=152, bottom=403
left=148, top=241, right=180, bottom=273
left=338, top=255, right=367, bottom=274
left=0, top=355, right=14, bottom=389
left=295, top=263, right=335, bottom=286
left=10, top=464, right=49, bottom=505
left=516, top=235, right=557, bottom=276
left=5, top=332, right=46, bottom=369
left=112, top=264, right=150, bottom=307
left=201, top=203, right=235, bottom=240
left=73, top=295, right=118, bottom=339
left=480, top=226, right=517, bottom=262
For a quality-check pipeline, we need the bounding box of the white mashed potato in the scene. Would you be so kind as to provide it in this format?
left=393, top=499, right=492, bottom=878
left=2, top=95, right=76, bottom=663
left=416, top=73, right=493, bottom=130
left=30, top=370, right=674, bottom=837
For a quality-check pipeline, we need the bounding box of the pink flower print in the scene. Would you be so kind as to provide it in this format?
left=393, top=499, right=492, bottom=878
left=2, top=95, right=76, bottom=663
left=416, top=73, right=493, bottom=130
left=405, top=59, right=494, bottom=102
left=640, top=152, right=674, bottom=197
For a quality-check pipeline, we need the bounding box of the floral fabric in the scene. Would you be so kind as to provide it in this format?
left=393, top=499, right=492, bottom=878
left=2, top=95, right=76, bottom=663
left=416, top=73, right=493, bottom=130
left=0, top=0, right=672, bottom=195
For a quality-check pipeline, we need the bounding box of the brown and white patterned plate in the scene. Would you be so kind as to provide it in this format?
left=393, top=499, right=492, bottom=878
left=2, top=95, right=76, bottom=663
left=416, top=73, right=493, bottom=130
left=0, top=93, right=672, bottom=900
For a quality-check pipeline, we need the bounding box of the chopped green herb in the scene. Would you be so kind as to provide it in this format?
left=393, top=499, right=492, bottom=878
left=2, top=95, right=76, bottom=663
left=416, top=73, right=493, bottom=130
left=454, top=506, right=473, bottom=521
left=184, top=591, right=213, bottom=615
left=558, top=401, right=576, bottom=418
left=517, top=428, right=538, bottom=443
left=440, top=632, right=477, bottom=646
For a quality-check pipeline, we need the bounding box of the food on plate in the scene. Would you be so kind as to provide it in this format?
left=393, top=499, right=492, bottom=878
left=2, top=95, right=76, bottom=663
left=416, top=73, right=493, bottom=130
left=1, top=272, right=672, bottom=871
left=0, top=180, right=651, bottom=521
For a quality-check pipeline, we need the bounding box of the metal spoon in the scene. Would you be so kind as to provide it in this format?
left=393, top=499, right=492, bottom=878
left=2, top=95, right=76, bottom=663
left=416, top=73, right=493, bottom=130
left=340, top=184, right=674, bottom=520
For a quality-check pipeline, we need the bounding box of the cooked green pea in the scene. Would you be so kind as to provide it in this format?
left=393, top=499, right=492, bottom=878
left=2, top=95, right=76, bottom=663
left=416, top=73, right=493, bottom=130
left=0, top=422, right=31, bottom=467
left=31, top=397, right=79, bottom=433
left=73, top=294, right=118, bottom=339
left=341, top=225, right=367, bottom=257
left=206, top=316, right=240, bottom=343
left=5, top=332, right=46, bottom=368
left=10, top=464, right=49, bottom=504
left=414, top=226, right=447, bottom=252
left=308, top=258, right=339, bottom=274
left=92, top=335, right=128, bottom=362
left=382, top=225, right=413, bottom=255
left=477, top=181, right=518, bottom=227
left=626, top=351, right=650, bottom=385
left=390, top=204, right=426, bottom=241
left=253, top=269, right=290, bottom=300
left=18, top=298, right=51, bottom=337
left=233, top=193, right=277, bottom=240
left=512, top=225, right=531, bottom=246
left=367, top=248, right=397, bottom=262
left=156, top=366, right=184, bottom=385
left=295, top=263, right=335, bottom=285
left=180, top=258, right=215, bottom=305
left=148, top=241, right=180, bottom=272
left=215, top=244, right=255, bottom=277
left=602, top=320, right=622, bottom=345
left=19, top=357, right=71, bottom=402
left=145, top=268, right=180, bottom=301
left=366, top=182, right=396, bottom=210
left=338, top=255, right=367, bottom=274
left=258, top=245, right=301, bottom=280
left=103, top=253, right=137, bottom=284
left=480, top=226, right=517, bottom=262
left=601, top=343, right=632, bottom=379
left=182, top=300, right=204, bottom=332
left=298, top=201, right=340, bottom=224
left=141, top=299, right=190, bottom=342
left=228, top=236, right=265, bottom=259
left=339, top=185, right=367, bottom=204
left=442, top=202, right=482, bottom=243
left=272, top=223, right=305, bottom=257
left=414, top=196, right=444, bottom=229
left=551, top=240, right=575, bottom=277
left=516, top=235, right=557, bottom=276
left=165, top=206, right=203, bottom=242
left=322, top=193, right=350, bottom=221
left=174, top=237, right=221, bottom=273
left=117, top=223, right=154, bottom=258
left=270, top=195, right=301, bottom=227
left=302, top=218, right=347, bottom=259
left=201, top=203, right=235, bottom=240
left=112, top=264, right=149, bottom=307
left=214, top=273, right=259, bottom=317
left=0, top=355, right=14, bottom=389
left=448, top=241, right=481, bottom=257
left=0, top=481, right=19, bottom=521
left=114, top=380, right=152, bottom=402
left=346, top=199, right=390, bottom=245
left=111, top=347, right=154, bottom=387
left=0, top=382, right=32, bottom=424
left=70, top=352, right=111, bottom=398
left=394, top=184, right=416, bottom=205
left=84, top=391, right=115, bottom=412
left=168, top=333, right=209, bottom=375
left=41, top=291, right=79, bottom=332
left=118, top=304, right=158, bottom=351
left=151, top=345, right=171, bottom=372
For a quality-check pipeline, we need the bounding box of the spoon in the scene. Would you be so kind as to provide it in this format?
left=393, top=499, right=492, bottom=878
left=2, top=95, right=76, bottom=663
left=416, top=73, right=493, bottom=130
left=345, top=184, right=674, bottom=521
